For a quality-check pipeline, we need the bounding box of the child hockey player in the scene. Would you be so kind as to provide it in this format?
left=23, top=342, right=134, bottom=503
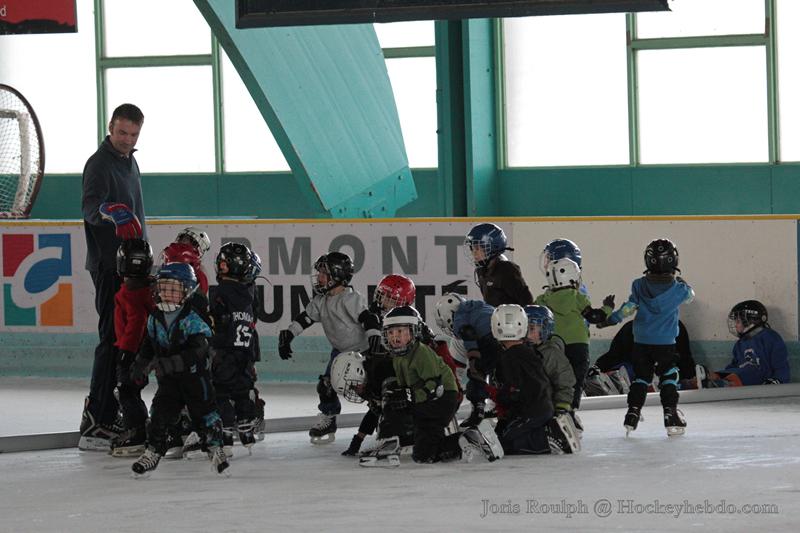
left=277, top=251, right=382, bottom=444
left=464, top=222, right=533, bottom=307
left=535, top=256, right=614, bottom=410
left=434, top=293, right=500, bottom=428
left=539, top=238, right=582, bottom=278
left=129, top=263, right=229, bottom=477
left=109, top=239, right=155, bottom=456
left=691, top=300, right=788, bottom=389
left=524, top=305, right=580, bottom=437
left=211, top=242, right=261, bottom=454
left=374, top=305, right=501, bottom=466
left=341, top=274, right=417, bottom=456
left=490, top=305, right=577, bottom=454
left=600, top=239, right=694, bottom=437
left=176, top=226, right=211, bottom=260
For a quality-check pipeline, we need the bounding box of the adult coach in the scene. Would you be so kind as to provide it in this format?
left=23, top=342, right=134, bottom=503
left=79, top=103, right=147, bottom=451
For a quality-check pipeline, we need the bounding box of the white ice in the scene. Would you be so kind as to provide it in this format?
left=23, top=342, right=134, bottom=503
left=1, top=378, right=799, bottom=532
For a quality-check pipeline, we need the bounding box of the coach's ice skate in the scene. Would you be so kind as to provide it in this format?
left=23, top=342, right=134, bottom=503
left=624, top=406, right=642, bottom=437
left=309, top=413, right=337, bottom=444
left=663, top=406, right=686, bottom=437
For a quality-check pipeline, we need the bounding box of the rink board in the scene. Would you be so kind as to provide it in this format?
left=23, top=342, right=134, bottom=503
left=0, top=216, right=798, bottom=378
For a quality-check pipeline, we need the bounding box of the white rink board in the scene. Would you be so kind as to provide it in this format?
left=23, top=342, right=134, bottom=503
left=1, top=218, right=797, bottom=342
left=512, top=218, right=799, bottom=340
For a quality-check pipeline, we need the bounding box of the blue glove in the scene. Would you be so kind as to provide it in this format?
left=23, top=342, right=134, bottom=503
left=99, top=202, right=142, bottom=239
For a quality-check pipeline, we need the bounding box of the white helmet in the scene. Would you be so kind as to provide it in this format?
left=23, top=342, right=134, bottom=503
left=546, top=257, right=581, bottom=289
left=491, top=304, right=528, bottom=341
left=330, top=351, right=366, bottom=403
left=434, top=293, right=466, bottom=335
left=176, top=227, right=211, bottom=257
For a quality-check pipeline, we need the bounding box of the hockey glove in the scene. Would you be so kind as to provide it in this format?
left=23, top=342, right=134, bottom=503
left=129, top=357, right=151, bottom=387
left=155, top=355, right=185, bottom=378
left=278, top=329, right=294, bottom=360
left=602, top=294, right=615, bottom=309
left=595, top=320, right=613, bottom=329
left=98, top=202, right=142, bottom=240
left=586, top=365, right=602, bottom=379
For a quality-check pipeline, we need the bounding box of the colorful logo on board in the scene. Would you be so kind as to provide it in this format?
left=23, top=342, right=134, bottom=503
left=2, top=233, right=73, bottom=326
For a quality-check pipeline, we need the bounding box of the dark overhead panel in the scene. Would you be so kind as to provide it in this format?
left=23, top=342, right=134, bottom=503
left=236, top=0, right=670, bottom=28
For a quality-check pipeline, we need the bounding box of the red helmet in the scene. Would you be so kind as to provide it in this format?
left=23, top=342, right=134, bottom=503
left=160, top=242, right=202, bottom=272
left=374, top=274, right=416, bottom=312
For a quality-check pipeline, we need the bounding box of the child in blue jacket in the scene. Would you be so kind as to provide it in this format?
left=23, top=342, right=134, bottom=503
left=600, top=239, right=694, bottom=437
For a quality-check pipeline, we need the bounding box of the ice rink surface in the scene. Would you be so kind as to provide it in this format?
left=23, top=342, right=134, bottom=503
left=1, top=379, right=799, bottom=532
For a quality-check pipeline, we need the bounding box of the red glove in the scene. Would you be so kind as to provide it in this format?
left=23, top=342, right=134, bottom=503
left=99, top=202, right=142, bottom=240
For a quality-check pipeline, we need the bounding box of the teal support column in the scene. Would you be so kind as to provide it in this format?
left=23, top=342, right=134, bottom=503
left=194, top=0, right=416, bottom=218
left=462, top=19, right=499, bottom=216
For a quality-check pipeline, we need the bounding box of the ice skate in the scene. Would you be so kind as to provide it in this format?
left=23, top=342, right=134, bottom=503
left=461, top=419, right=504, bottom=461
left=459, top=403, right=485, bottom=429
left=253, top=391, right=266, bottom=442
left=458, top=434, right=482, bottom=463
left=131, top=448, right=162, bottom=479
left=550, top=412, right=581, bottom=453
left=181, top=431, right=207, bottom=460
left=359, top=436, right=401, bottom=467
left=624, top=406, right=643, bottom=437
left=222, top=429, right=235, bottom=458
left=209, top=445, right=231, bottom=476
left=309, top=413, right=337, bottom=444
left=110, top=426, right=147, bottom=457
left=570, top=411, right=584, bottom=440
left=695, top=364, right=707, bottom=390
left=237, top=421, right=257, bottom=454
left=663, top=406, right=686, bottom=437
left=78, top=400, right=121, bottom=452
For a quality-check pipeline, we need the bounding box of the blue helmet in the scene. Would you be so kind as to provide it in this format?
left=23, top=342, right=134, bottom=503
left=524, top=305, right=555, bottom=343
left=540, top=238, right=582, bottom=273
left=155, top=262, right=198, bottom=312
left=464, top=223, right=509, bottom=267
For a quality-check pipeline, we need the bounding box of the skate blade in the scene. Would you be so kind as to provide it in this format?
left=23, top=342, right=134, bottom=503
left=131, top=470, right=152, bottom=480
left=666, top=426, right=686, bottom=437
left=359, top=454, right=400, bottom=468
left=625, top=425, right=636, bottom=437
left=163, top=446, right=184, bottom=460
left=310, top=434, right=336, bottom=445
left=110, top=445, right=146, bottom=458
left=213, top=465, right=232, bottom=477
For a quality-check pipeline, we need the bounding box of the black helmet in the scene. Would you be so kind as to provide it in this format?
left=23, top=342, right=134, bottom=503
left=116, top=239, right=153, bottom=278
left=381, top=305, right=422, bottom=356
left=727, top=300, right=768, bottom=337
left=312, top=251, right=354, bottom=294
left=644, top=239, right=679, bottom=274
left=215, top=242, right=253, bottom=281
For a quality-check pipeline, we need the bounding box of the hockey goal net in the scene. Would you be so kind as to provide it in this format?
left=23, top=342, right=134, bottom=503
left=0, top=84, right=45, bottom=219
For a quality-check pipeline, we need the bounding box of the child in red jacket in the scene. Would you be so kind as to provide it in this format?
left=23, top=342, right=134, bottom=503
left=111, top=238, right=155, bottom=456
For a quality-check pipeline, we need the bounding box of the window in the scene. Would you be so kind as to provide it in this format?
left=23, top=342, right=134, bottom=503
left=221, top=52, right=290, bottom=172
left=504, top=14, right=629, bottom=167
left=777, top=0, right=800, bottom=161
left=104, top=0, right=211, bottom=56
left=106, top=67, right=216, bottom=172
left=637, top=0, right=764, bottom=38
left=0, top=0, right=96, bottom=173
left=638, top=47, right=767, bottom=164
left=385, top=57, right=438, bottom=168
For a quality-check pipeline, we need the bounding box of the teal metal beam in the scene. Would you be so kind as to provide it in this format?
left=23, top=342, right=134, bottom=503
left=382, top=46, right=435, bottom=59
left=93, top=0, right=106, bottom=143
left=462, top=19, right=499, bottom=216
left=194, top=0, right=416, bottom=218
left=626, top=13, right=640, bottom=166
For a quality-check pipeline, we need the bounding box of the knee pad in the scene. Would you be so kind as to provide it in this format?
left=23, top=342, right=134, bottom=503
left=659, top=367, right=679, bottom=389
